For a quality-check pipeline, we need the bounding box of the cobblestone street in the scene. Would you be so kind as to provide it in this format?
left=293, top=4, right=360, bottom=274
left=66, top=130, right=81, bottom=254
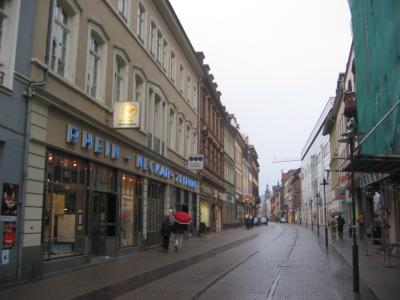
left=116, top=224, right=377, bottom=300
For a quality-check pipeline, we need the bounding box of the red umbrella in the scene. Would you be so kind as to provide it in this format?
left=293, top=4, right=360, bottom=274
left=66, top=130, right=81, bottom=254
left=173, top=211, right=192, bottom=224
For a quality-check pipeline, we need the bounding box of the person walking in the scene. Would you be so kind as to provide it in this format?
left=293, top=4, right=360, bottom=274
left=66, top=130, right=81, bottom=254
left=330, top=215, right=337, bottom=240
left=173, top=221, right=187, bottom=251
left=160, top=216, right=172, bottom=251
left=337, top=214, right=345, bottom=240
left=245, top=213, right=251, bottom=229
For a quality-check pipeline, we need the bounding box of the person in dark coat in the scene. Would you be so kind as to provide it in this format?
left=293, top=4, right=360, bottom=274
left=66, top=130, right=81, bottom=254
left=337, top=214, right=345, bottom=240
left=173, top=221, right=187, bottom=251
left=160, top=216, right=172, bottom=251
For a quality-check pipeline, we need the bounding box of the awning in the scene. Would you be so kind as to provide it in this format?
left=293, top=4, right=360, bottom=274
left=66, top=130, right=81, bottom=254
left=341, top=155, right=400, bottom=173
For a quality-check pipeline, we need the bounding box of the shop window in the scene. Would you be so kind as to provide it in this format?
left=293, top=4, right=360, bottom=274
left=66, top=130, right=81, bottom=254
left=120, top=173, right=143, bottom=247
left=43, top=183, right=85, bottom=259
left=147, top=180, right=164, bottom=233
left=92, top=164, right=116, bottom=193
left=47, top=152, right=87, bottom=185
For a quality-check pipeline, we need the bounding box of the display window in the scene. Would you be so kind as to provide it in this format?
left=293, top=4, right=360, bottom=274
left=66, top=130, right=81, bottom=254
left=43, top=152, right=87, bottom=259
left=119, top=173, right=143, bottom=247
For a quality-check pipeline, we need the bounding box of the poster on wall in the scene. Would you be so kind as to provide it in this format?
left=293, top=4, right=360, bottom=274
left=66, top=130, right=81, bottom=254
left=2, top=222, right=16, bottom=249
left=1, top=183, right=18, bottom=216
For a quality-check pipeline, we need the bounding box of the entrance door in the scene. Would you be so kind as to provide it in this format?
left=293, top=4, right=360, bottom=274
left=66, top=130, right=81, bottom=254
left=91, top=192, right=116, bottom=256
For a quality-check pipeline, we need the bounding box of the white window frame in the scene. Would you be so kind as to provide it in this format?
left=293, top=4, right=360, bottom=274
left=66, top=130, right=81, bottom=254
left=168, top=106, right=177, bottom=151
left=192, top=85, right=197, bottom=110
left=134, top=70, right=146, bottom=130
left=148, top=85, right=167, bottom=156
left=162, top=39, right=168, bottom=71
left=149, top=21, right=156, bottom=57
left=156, top=29, right=162, bottom=64
left=136, top=2, right=146, bottom=43
left=0, top=0, right=21, bottom=89
left=50, top=0, right=79, bottom=83
left=186, top=76, right=191, bottom=102
left=85, top=23, right=108, bottom=103
left=170, top=50, right=176, bottom=83
left=185, top=122, right=191, bottom=157
left=179, top=64, right=184, bottom=94
left=178, top=115, right=185, bottom=156
left=113, top=49, right=129, bottom=104
left=118, top=0, right=130, bottom=24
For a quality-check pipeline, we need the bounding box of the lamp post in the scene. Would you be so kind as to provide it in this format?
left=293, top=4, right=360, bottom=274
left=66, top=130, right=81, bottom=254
left=321, top=178, right=328, bottom=248
left=339, top=118, right=359, bottom=294
left=316, top=193, right=320, bottom=236
left=309, top=198, right=313, bottom=231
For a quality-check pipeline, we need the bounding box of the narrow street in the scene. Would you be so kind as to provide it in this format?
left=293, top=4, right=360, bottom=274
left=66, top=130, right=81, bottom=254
left=116, top=224, right=376, bottom=300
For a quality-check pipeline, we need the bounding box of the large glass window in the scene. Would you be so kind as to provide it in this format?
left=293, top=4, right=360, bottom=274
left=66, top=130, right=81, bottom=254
left=43, top=152, right=87, bottom=259
left=147, top=180, right=164, bottom=233
left=119, top=174, right=142, bottom=247
left=51, top=2, right=69, bottom=76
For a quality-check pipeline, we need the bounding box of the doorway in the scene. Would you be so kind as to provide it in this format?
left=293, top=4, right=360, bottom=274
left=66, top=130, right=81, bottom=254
left=91, top=192, right=116, bottom=256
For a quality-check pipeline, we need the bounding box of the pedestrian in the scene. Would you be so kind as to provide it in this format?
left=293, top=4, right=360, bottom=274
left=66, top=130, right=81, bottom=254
left=245, top=213, right=251, bottom=229
left=250, top=214, right=254, bottom=229
left=160, top=216, right=172, bottom=251
left=329, top=215, right=337, bottom=240
left=337, top=214, right=345, bottom=240
left=173, top=221, right=187, bottom=251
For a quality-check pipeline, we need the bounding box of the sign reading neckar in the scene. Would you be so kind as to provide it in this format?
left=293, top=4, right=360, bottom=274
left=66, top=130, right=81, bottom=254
left=136, top=155, right=197, bottom=189
left=65, top=124, right=197, bottom=189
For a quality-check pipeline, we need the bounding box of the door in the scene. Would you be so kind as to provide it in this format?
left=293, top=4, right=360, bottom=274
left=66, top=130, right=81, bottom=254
left=91, top=192, right=116, bottom=256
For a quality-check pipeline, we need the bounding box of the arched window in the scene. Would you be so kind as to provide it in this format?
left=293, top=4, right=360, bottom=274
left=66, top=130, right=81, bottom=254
left=134, top=72, right=146, bottom=129
left=50, top=0, right=79, bottom=81
left=113, top=49, right=129, bottom=103
left=148, top=85, right=167, bottom=156
left=86, top=23, right=108, bottom=102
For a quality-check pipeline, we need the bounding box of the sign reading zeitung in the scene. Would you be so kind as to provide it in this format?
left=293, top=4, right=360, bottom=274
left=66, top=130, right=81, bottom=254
left=113, top=101, right=140, bottom=128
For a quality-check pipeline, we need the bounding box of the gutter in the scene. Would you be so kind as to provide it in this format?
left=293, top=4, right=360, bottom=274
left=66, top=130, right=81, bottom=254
left=17, top=0, right=54, bottom=281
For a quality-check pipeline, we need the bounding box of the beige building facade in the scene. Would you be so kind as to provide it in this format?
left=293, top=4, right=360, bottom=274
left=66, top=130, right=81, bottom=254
left=21, top=0, right=202, bottom=280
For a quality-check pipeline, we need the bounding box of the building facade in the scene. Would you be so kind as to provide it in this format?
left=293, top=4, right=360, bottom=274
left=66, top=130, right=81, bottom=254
left=13, top=0, right=202, bottom=281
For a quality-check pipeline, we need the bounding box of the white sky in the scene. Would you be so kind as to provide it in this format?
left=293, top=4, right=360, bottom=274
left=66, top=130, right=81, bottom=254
left=170, top=0, right=353, bottom=194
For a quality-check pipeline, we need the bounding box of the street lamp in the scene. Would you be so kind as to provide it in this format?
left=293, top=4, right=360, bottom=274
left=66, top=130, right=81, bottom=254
left=338, top=117, right=359, bottom=294
left=309, top=198, right=313, bottom=231
left=321, top=178, right=329, bottom=248
left=315, top=193, right=320, bottom=237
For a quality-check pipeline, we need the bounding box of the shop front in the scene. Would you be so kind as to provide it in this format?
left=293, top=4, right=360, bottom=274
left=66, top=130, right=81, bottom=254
left=41, top=109, right=198, bottom=273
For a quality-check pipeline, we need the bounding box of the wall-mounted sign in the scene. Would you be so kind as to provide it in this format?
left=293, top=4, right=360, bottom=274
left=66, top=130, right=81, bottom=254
left=66, top=124, right=121, bottom=160
left=187, top=154, right=204, bottom=170
left=1, top=183, right=18, bottom=216
left=113, top=102, right=140, bottom=128
left=136, top=155, right=197, bottom=189
left=2, top=249, right=9, bottom=265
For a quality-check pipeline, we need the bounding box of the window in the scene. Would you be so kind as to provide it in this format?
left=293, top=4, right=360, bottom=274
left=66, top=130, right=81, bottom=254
left=168, top=108, right=176, bottom=150
left=50, top=0, right=79, bottom=81
left=186, top=123, right=191, bottom=157
left=118, top=0, right=130, bottom=23
left=85, top=25, right=107, bottom=102
left=193, top=86, right=197, bottom=110
left=136, top=3, right=145, bottom=42
left=134, top=73, right=145, bottom=129
left=162, top=40, right=168, bottom=71
left=50, top=1, right=79, bottom=81
left=178, top=117, right=184, bottom=156
left=186, top=76, right=191, bottom=101
left=148, top=87, right=167, bottom=155
left=149, top=21, right=156, bottom=57
left=113, top=52, right=128, bottom=103
left=170, top=51, right=176, bottom=82
left=179, top=65, right=184, bottom=93
left=192, top=129, right=197, bottom=154
left=156, top=30, right=162, bottom=63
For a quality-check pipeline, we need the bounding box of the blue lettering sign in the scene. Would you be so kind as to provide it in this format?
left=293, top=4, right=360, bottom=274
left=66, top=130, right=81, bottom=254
left=136, top=155, right=144, bottom=168
left=66, top=124, right=79, bottom=145
left=111, top=144, right=120, bottom=160
left=105, top=142, right=111, bottom=157
left=81, top=131, right=93, bottom=150
left=94, top=137, right=103, bottom=154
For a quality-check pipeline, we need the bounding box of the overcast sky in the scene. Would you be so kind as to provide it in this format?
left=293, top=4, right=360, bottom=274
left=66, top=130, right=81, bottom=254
left=170, top=0, right=353, bottom=194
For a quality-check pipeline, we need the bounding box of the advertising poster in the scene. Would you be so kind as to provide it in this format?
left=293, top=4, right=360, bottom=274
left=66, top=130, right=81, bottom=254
left=2, top=222, right=17, bottom=249
left=1, top=183, right=18, bottom=216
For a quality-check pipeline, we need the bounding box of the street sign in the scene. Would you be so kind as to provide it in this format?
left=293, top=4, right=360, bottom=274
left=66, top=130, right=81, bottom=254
left=187, top=154, right=204, bottom=170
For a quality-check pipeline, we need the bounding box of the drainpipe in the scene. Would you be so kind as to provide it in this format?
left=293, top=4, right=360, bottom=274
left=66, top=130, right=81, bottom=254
left=17, top=0, right=54, bottom=281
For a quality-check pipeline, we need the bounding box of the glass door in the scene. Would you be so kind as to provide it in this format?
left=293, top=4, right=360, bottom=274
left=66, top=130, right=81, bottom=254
left=91, top=192, right=107, bottom=256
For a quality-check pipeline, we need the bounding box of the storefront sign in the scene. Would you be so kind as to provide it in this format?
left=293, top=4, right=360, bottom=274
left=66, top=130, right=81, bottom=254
left=66, top=124, right=121, bottom=160
left=113, top=102, right=140, bottom=128
left=136, top=155, right=197, bottom=189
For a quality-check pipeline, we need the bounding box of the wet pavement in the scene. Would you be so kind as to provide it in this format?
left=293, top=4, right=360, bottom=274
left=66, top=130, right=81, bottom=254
left=0, top=223, right=397, bottom=299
